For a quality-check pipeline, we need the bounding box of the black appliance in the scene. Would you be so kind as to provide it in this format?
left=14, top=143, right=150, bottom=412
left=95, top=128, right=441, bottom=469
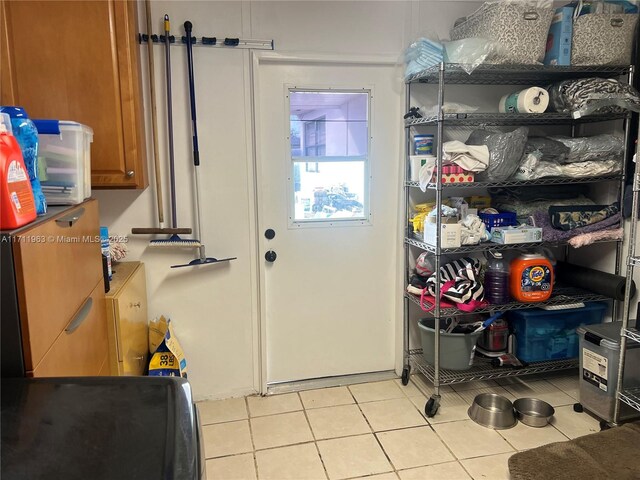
left=1, top=376, right=205, bottom=479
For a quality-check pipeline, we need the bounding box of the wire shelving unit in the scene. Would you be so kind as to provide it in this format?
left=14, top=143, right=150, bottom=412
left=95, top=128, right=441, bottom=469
left=402, top=62, right=635, bottom=418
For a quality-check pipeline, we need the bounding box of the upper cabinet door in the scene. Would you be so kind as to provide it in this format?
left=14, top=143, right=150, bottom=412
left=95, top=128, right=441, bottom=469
left=1, top=0, right=148, bottom=189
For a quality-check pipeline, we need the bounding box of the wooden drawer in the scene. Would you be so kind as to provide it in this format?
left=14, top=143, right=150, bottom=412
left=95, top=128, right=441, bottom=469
left=13, top=199, right=102, bottom=370
left=106, top=262, right=148, bottom=376
left=31, top=279, right=108, bottom=377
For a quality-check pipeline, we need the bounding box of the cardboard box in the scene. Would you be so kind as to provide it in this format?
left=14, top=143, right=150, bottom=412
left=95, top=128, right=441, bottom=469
left=491, top=226, right=543, bottom=244
left=544, top=6, right=574, bottom=66
left=424, top=217, right=461, bottom=248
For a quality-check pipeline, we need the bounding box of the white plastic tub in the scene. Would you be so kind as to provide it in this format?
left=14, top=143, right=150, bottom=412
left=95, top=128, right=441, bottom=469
left=38, top=121, right=93, bottom=205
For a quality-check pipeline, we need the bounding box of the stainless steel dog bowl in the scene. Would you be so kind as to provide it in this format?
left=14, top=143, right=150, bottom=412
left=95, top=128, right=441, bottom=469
left=468, top=393, right=517, bottom=430
left=513, top=397, right=555, bottom=427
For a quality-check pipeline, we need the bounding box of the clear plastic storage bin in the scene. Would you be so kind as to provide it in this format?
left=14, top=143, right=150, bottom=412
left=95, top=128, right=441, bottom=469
left=577, top=321, right=640, bottom=423
left=38, top=121, right=93, bottom=205
left=507, top=302, right=607, bottom=362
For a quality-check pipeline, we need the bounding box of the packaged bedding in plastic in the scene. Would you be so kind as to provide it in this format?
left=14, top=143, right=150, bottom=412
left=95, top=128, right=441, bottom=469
left=466, top=127, right=529, bottom=181
left=550, top=134, right=625, bottom=163
left=548, top=77, right=640, bottom=117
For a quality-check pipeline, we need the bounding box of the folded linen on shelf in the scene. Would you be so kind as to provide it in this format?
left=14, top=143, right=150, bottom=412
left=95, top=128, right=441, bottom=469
left=531, top=210, right=621, bottom=243
left=460, top=214, right=491, bottom=245
left=442, top=141, right=490, bottom=172
left=549, top=203, right=619, bottom=231
left=567, top=228, right=624, bottom=248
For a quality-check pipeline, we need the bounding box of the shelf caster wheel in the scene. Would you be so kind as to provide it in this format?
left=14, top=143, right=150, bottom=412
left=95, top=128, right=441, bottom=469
left=425, top=397, right=440, bottom=418
left=573, top=403, right=584, bottom=413
left=401, top=367, right=411, bottom=386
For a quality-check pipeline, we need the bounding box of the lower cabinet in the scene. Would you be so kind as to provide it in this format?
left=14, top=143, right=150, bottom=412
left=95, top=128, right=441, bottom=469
left=106, top=262, right=149, bottom=375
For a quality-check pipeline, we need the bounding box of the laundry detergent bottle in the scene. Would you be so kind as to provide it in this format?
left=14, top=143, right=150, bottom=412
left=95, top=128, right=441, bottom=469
left=509, top=252, right=554, bottom=302
left=0, top=113, right=37, bottom=229
left=0, top=106, right=47, bottom=215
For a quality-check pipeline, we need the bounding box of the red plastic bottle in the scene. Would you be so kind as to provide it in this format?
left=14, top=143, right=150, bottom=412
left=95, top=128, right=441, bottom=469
left=1, top=117, right=36, bottom=229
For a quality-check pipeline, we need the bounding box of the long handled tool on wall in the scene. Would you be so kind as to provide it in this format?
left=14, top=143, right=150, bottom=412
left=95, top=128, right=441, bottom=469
left=148, top=14, right=199, bottom=248
left=131, top=7, right=193, bottom=239
left=171, top=20, right=236, bottom=268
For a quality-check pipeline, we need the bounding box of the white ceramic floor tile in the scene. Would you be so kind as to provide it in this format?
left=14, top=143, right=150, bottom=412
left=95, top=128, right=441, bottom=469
left=306, top=404, right=371, bottom=440
left=351, top=473, right=399, bottom=480
left=451, top=380, right=500, bottom=392
left=300, top=386, right=355, bottom=410
left=394, top=378, right=423, bottom=398
left=203, top=420, right=253, bottom=459
left=317, top=434, right=393, bottom=480
left=251, top=411, right=314, bottom=450
left=349, top=381, right=406, bottom=403
left=460, top=452, right=513, bottom=480
left=546, top=375, right=580, bottom=400
left=497, top=421, right=568, bottom=450
left=359, top=398, right=427, bottom=432
left=376, top=426, right=454, bottom=470
left=206, top=453, right=256, bottom=480
left=433, top=420, right=514, bottom=460
left=397, top=462, right=471, bottom=480
left=503, top=380, right=576, bottom=407
left=419, top=391, right=473, bottom=425
left=198, top=397, right=248, bottom=425
left=550, top=405, right=600, bottom=439
left=409, top=374, right=454, bottom=396
left=255, top=442, right=326, bottom=480
left=247, top=393, right=303, bottom=417
left=455, top=387, right=517, bottom=406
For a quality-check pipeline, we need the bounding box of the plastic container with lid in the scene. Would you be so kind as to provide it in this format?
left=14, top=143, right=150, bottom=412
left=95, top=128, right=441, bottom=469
left=0, top=113, right=37, bottom=229
left=485, top=252, right=510, bottom=304
left=509, top=252, right=553, bottom=302
left=577, top=321, right=640, bottom=422
left=508, top=302, right=606, bottom=362
left=34, top=120, right=93, bottom=205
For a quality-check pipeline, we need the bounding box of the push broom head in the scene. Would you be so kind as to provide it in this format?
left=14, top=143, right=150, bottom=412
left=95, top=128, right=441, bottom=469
left=150, top=234, right=201, bottom=248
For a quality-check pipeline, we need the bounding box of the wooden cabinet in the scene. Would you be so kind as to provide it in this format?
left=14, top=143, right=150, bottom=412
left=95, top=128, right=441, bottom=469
left=1, top=0, right=148, bottom=189
left=106, top=261, right=149, bottom=376
left=0, top=199, right=109, bottom=377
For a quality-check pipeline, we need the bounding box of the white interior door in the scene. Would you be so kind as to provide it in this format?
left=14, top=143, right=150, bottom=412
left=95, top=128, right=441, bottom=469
left=255, top=56, right=401, bottom=384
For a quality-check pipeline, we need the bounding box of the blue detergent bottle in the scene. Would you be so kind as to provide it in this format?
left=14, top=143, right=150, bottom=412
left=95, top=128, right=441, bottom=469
left=0, top=106, right=47, bottom=215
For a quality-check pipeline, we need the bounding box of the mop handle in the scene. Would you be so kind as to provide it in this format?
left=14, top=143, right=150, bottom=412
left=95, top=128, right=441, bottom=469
left=165, top=14, right=178, bottom=228
left=184, top=21, right=199, bottom=167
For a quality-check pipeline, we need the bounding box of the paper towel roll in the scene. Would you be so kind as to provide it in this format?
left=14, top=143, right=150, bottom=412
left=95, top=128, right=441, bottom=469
left=499, top=87, right=549, bottom=114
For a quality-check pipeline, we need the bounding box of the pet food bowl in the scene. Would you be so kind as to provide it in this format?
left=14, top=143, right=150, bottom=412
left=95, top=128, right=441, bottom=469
left=513, top=397, right=555, bottom=427
left=468, top=393, right=517, bottom=430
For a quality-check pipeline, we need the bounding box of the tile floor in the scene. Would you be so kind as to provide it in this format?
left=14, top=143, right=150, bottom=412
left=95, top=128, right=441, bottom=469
left=198, top=372, right=602, bottom=480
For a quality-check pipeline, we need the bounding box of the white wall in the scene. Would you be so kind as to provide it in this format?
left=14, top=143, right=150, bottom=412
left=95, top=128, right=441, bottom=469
left=96, top=0, right=637, bottom=401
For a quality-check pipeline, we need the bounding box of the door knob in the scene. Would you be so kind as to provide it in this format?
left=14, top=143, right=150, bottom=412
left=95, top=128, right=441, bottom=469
left=265, top=228, right=276, bottom=239
left=265, top=250, right=277, bottom=263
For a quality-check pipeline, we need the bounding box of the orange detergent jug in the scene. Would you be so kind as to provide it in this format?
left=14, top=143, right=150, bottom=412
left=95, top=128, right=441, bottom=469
left=0, top=115, right=36, bottom=230
left=509, top=253, right=553, bottom=302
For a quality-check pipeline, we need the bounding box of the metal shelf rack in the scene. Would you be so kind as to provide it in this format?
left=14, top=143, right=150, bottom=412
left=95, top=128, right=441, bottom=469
left=402, top=62, right=635, bottom=418
left=405, top=112, right=629, bottom=127
left=623, top=327, right=640, bottom=344
left=619, top=387, right=640, bottom=413
left=405, top=235, right=621, bottom=255
left=405, top=63, right=631, bottom=85
left=409, top=350, right=577, bottom=385
left=406, top=288, right=610, bottom=316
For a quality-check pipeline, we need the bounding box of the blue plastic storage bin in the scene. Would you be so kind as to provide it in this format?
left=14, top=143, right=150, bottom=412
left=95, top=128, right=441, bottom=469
left=507, top=302, right=607, bottom=362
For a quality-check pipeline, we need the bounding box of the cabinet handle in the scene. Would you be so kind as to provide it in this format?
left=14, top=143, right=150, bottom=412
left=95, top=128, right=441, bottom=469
left=126, top=170, right=135, bottom=178
left=65, top=297, right=93, bottom=334
left=130, top=302, right=141, bottom=308
left=55, top=207, right=85, bottom=228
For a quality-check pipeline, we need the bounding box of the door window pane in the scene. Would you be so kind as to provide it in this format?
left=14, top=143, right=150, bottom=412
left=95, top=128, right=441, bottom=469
left=289, top=90, right=369, bottom=222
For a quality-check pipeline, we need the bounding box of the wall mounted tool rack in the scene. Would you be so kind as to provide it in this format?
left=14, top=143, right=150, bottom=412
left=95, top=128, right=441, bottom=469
left=138, top=33, right=274, bottom=50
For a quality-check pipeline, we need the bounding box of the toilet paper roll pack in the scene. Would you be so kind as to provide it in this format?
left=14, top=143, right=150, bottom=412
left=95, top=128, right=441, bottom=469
left=499, top=87, right=549, bottom=114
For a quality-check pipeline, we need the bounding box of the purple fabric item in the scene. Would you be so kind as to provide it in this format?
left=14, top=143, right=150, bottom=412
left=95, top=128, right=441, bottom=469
left=532, top=211, right=622, bottom=242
